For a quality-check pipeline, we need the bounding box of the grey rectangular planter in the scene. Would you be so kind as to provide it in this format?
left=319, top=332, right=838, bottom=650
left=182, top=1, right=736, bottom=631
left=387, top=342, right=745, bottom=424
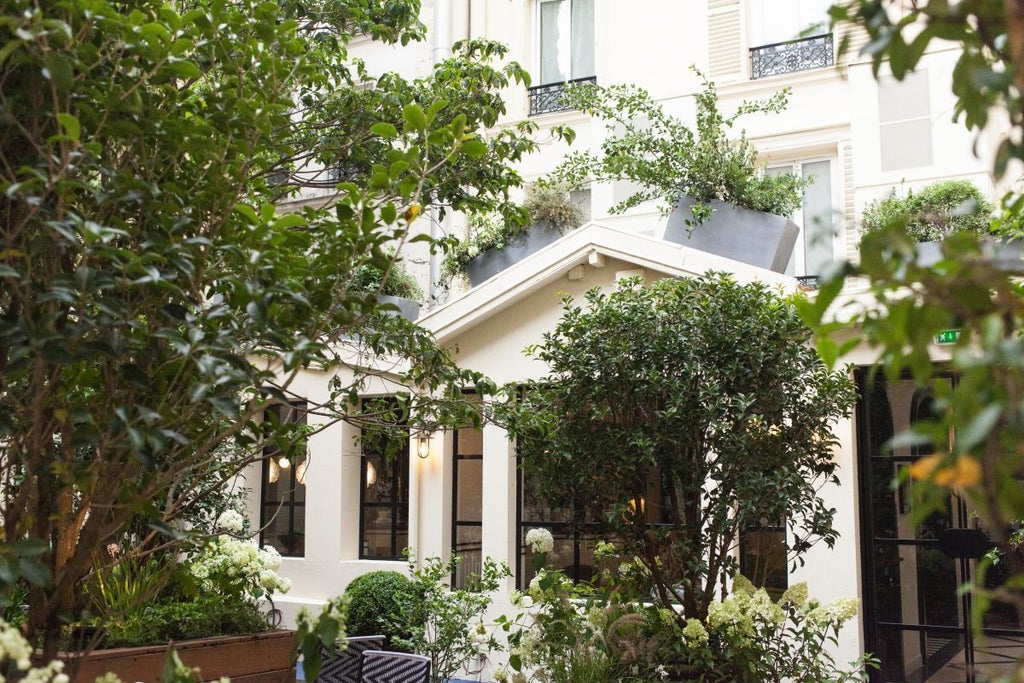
left=465, top=222, right=564, bottom=286
left=379, top=294, right=421, bottom=321
left=664, top=196, right=800, bottom=273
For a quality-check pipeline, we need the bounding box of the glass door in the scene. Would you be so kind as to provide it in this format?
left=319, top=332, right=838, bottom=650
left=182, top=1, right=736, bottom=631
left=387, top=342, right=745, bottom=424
left=857, top=371, right=1024, bottom=682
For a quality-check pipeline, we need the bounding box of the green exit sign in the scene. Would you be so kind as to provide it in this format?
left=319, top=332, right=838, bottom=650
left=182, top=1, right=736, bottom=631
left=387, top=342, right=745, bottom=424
left=935, top=329, right=960, bottom=345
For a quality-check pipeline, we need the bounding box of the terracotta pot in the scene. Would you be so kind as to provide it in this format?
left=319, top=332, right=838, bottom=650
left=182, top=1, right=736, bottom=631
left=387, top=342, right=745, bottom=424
left=64, top=630, right=297, bottom=683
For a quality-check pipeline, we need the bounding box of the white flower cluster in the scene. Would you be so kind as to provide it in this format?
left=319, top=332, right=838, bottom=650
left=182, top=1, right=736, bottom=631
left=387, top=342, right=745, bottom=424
left=189, top=519, right=291, bottom=601
left=216, top=509, right=246, bottom=534
left=0, top=619, right=69, bottom=683
left=525, top=527, right=554, bottom=554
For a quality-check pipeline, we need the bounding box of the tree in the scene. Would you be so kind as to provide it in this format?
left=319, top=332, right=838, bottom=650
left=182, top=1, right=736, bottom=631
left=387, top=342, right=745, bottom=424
left=499, top=273, right=856, bottom=623
left=0, top=0, right=527, bottom=658
left=799, top=0, right=1024, bottom=650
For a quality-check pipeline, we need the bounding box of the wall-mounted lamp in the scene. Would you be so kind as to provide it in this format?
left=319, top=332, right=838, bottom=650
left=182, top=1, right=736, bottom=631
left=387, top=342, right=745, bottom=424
left=278, top=456, right=291, bottom=469
left=416, top=432, right=431, bottom=460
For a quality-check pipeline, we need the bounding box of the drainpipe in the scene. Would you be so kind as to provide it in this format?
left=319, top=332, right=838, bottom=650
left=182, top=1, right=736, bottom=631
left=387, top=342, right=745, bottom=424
left=428, top=1, right=454, bottom=307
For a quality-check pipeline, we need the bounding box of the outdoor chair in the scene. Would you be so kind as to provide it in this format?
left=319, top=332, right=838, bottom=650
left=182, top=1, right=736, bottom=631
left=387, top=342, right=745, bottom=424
left=317, top=635, right=386, bottom=683
left=358, top=650, right=431, bottom=683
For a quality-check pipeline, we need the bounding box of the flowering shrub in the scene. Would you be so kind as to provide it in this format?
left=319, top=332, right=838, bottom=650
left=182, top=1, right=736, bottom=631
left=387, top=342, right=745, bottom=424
left=188, top=510, right=291, bottom=602
left=498, top=538, right=875, bottom=683
left=0, top=618, right=68, bottom=683
left=394, top=554, right=510, bottom=683
left=682, top=576, right=875, bottom=683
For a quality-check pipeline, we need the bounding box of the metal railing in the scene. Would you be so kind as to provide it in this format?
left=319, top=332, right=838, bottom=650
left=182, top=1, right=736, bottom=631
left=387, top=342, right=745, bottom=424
left=750, top=33, right=834, bottom=80
left=528, top=75, right=597, bottom=116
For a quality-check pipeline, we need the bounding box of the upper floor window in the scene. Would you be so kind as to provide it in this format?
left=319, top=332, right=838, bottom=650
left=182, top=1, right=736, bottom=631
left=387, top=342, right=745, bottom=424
left=360, top=397, right=410, bottom=561
left=260, top=402, right=308, bottom=557
left=748, top=0, right=833, bottom=79
left=530, top=0, right=595, bottom=115
left=766, top=158, right=837, bottom=284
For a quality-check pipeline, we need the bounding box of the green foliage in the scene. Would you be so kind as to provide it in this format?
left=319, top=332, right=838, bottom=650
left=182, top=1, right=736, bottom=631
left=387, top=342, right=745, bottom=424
left=0, top=0, right=520, bottom=657
left=393, top=555, right=510, bottom=683
left=344, top=570, right=415, bottom=643
left=498, top=273, right=856, bottom=623
left=829, top=3, right=1020, bottom=178
left=860, top=180, right=996, bottom=243
left=498, top=549, right=873, bottom=683
left=353, top=256, right=424, bottom=300
left=550, top=70, right=807, bottom=220
left=86, top=552, right=176, bottom=623
left=441, top=185, right=582, bottom=279
left=101, top=595, right=270, bottom=648
left=523, top=185, right=584, bottom=232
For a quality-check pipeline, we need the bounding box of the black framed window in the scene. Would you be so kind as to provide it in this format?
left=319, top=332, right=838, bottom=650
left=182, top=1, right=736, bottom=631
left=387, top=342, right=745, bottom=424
left=451, top=394, right=483, bottom=588
left=260, top=402, right=308, bottom=557
left=360, top=397, right=409, bottom=560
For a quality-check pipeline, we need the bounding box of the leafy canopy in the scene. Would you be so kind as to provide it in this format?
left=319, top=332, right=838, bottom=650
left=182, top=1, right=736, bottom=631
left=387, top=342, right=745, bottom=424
left=549, top=70, right=806, bottom=221
left=500, top=273, right=856, bottom=622
left=0, top=0, right=521, bottom=658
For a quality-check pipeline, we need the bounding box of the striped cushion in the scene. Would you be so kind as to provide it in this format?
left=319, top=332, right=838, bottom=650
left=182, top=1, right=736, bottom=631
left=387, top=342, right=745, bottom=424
left=359, top=650, right=432, bottom=683
left=317, top=636, right=386, bottom=683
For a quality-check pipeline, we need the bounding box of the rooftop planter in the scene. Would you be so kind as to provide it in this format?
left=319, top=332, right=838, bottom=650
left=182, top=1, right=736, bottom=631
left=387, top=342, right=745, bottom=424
left=664, top=196, right=800, bottom=272
left=354, top=256, right=424, bottom=321
left=549, top=69, right=807, bottom=268
left=859, top=179, right=1024, bottom=272
left=445, top=185, right=583, bottom=286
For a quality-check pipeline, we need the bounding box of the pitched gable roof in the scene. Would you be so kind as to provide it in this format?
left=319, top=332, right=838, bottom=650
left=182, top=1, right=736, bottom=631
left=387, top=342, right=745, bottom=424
left=420, top=222, right=796, bottom=343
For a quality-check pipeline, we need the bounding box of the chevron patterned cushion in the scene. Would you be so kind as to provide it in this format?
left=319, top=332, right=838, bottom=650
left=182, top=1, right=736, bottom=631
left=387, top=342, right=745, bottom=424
left=317, top=635, right=386, bottom=683
left=358, top=650, right=431, bottom=683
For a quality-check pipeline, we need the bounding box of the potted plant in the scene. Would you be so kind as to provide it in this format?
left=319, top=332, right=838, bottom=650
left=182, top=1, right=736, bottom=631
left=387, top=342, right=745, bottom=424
left=858, top=179, right=1021, bottom=268
left=64, top=510, right=297, bottom=683
left=444, top=185, right=584, bottom=286
left=354, top=256, right=424, bottom=320
left=551, top=69, right=806, bottom=272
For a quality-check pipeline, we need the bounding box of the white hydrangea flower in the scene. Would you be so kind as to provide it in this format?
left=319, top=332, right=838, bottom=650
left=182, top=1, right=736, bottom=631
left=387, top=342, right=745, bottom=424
left=216, top=509, right=246, bottom=534
left=525, top=527, right=554, bottom=554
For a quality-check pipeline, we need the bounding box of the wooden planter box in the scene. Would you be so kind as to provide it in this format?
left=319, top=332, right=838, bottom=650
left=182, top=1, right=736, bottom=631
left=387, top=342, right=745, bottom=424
left=664, top=196, right=800, bottom=273
left=65, top=630, right=297, bottom=683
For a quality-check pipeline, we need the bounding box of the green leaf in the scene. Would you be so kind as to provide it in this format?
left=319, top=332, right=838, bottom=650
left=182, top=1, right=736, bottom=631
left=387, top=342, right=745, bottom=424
left=402, top=104, right=427, bottom=132
left=460, top=138, right=487, bottom=158
left=165, top=59, right=202, bottom=80
left=371, top=122, right=399, bottom=139
left=56, top=113, right=80, bottom=141
left=271, top=213, right=306, bottom=230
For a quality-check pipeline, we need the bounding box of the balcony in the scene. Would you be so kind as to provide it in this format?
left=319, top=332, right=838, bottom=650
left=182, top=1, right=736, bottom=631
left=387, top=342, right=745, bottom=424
left=749, top=33, right=834, bottom=80
left=528, top=76, right=597, bottom=116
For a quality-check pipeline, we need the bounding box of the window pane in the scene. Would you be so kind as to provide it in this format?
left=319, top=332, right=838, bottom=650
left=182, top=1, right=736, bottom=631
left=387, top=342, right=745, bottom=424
left=363, top=506, right=394, bottom=558
left=359, top=397, right=410, bottom=560
left=740, top=528, right=788, bottom=597
left=539, top=0, right=564, bottom=84
left=454, top=525, right=482, bottom=589
left=456, top=458, right=483, bottom=521
left=457, top=426, right=483, bottom=455
left=801, top=159, right=834, bottom=277
left=570, top=0, right=595, bottom=79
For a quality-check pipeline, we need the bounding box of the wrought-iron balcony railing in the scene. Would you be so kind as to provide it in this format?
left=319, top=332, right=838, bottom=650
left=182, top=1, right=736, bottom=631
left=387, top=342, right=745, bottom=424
left=528, top=75, right=597, bottom=116
left=750, top=33, right=834, bottom=80
left=796, top=275, right=820, bottom=289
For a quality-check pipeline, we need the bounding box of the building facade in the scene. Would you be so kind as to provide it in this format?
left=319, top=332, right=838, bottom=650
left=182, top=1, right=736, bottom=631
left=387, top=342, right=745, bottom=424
left=251, top=3, right=1020, bottom=681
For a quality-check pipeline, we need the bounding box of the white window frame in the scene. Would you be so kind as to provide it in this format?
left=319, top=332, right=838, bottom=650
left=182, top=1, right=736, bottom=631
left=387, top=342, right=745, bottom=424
left=766, top=156, right=840, bottom=279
